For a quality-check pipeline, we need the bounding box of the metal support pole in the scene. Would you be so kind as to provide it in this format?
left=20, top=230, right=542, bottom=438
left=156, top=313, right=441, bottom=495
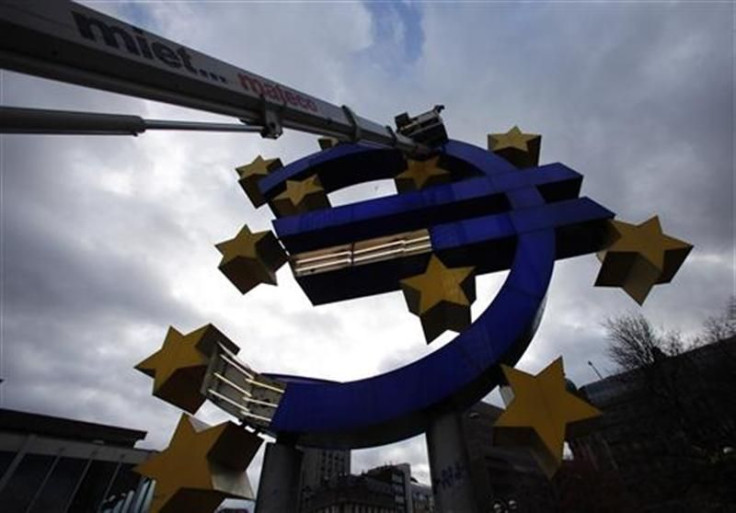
left=426, top=410, right=479, bottom=513
left=0, top=434, right=35, bottom=494
left=96, top=457, right=124, bottom=512
left=61, top=450, right=97, bottom=513
left=24, top=449, right=64, bottom=513
left=255, top=442, right=303, bottom=513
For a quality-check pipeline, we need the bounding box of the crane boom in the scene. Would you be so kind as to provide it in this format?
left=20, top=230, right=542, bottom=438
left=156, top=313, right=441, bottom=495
left=0, top=0, right=430, bottom=154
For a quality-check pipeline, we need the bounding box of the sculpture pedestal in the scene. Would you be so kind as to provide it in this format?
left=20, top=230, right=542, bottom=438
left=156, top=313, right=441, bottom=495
left=426, top=410, right=479, bottom=513
left=255, top=442, right=303, bottom=513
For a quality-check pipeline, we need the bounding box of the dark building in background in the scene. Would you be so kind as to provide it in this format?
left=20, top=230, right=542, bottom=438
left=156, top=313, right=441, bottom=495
left=455, top=338, right=736, bottom=512
left=0, top=408, right=155, bottom=513
left=301, top=462, right=433, bottom=513
left=410, top=480, right=433, bottom=513
left=365, top=463, right=413, bottom=512
left=459, top=402, right=557, bottom=513
left=567, top=337, right=736, bottom=512
left=301, top=473, right=398, bottom=513
left=299, top=448, right=351, bottom=511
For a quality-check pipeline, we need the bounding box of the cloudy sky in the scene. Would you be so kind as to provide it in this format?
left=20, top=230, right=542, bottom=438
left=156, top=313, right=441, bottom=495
left=1, top=0, right=733, bottom=495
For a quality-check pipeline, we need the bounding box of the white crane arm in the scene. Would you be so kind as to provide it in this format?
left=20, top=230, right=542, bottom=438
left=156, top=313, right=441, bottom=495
left=0, top=0, right=430, bottom=153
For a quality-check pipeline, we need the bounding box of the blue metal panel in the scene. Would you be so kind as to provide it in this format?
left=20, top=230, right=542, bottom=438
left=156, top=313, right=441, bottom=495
left=251, top=139, right=616, bottom=448
left=274, top=163, right=587, bottom=254
left=264, top=141, right=552, bottom=446
left=430, top=212, right=516, bottom=251
left=286, top=162, right=610, bottom=304
left=270, top=232, right=550, bottom=446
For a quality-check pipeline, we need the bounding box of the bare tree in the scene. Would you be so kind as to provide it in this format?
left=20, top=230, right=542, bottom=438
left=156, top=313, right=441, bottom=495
left=603, top=313, right=684, bottom=371
left=600, top=309, right=736, bottom=511
left=605, top=298, right=735, bottom=371
left=699, top=296, right=736, bottom=344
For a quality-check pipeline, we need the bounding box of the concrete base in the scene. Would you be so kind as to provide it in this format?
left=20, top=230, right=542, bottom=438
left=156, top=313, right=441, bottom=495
left=426, top=410, right=479, bottom=513
left=255, top=442, right=303, bottom=513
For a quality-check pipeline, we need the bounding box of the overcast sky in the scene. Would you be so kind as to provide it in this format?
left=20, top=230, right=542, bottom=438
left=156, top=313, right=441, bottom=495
left=1, top=0, right=733, bottom=495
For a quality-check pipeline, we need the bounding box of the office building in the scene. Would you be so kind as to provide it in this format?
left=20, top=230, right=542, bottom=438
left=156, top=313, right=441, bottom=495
left=0, top=408, right=156, bottom=513
left=366, top=463, right=413, bottom=513
left=301, top=462, right=434, bottom=513
left=409, top=480, right=433, bottom=513
left=299, top=447, right=351, bottom=511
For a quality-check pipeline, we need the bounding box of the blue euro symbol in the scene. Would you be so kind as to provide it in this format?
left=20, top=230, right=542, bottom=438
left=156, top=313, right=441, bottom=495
left=256, top=140, right=613, bottom=448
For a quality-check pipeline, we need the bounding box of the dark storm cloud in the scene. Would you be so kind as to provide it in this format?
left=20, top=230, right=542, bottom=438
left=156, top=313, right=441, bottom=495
left=345, top=2, right=733, bottom=260
left=0, top=72, right=250, bottom=444
left=2, top=136, right=194, bottom=323
left=535, top=3, right=735, bottom=250
left=0, top=132, right=200, bottom=442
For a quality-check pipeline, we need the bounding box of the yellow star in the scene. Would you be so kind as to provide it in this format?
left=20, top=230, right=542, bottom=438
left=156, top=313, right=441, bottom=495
left=215, top=225, right=288, bottom=294
left=270, top=175, right=331, bottom=217
left=400, top=255, right=476, bottom=343
left=136, top=325, right=223, bottom=413
left=487, top=126, right=541, bottom=169
left=595, top=216, right=692, bottom=304
left=135, top=414, right=261, bottom=513
left=394, top=156, right=451, bottom=193
left=493, top=359, right=601, bottom=478
left=235, top=155, right=282, bottom=208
